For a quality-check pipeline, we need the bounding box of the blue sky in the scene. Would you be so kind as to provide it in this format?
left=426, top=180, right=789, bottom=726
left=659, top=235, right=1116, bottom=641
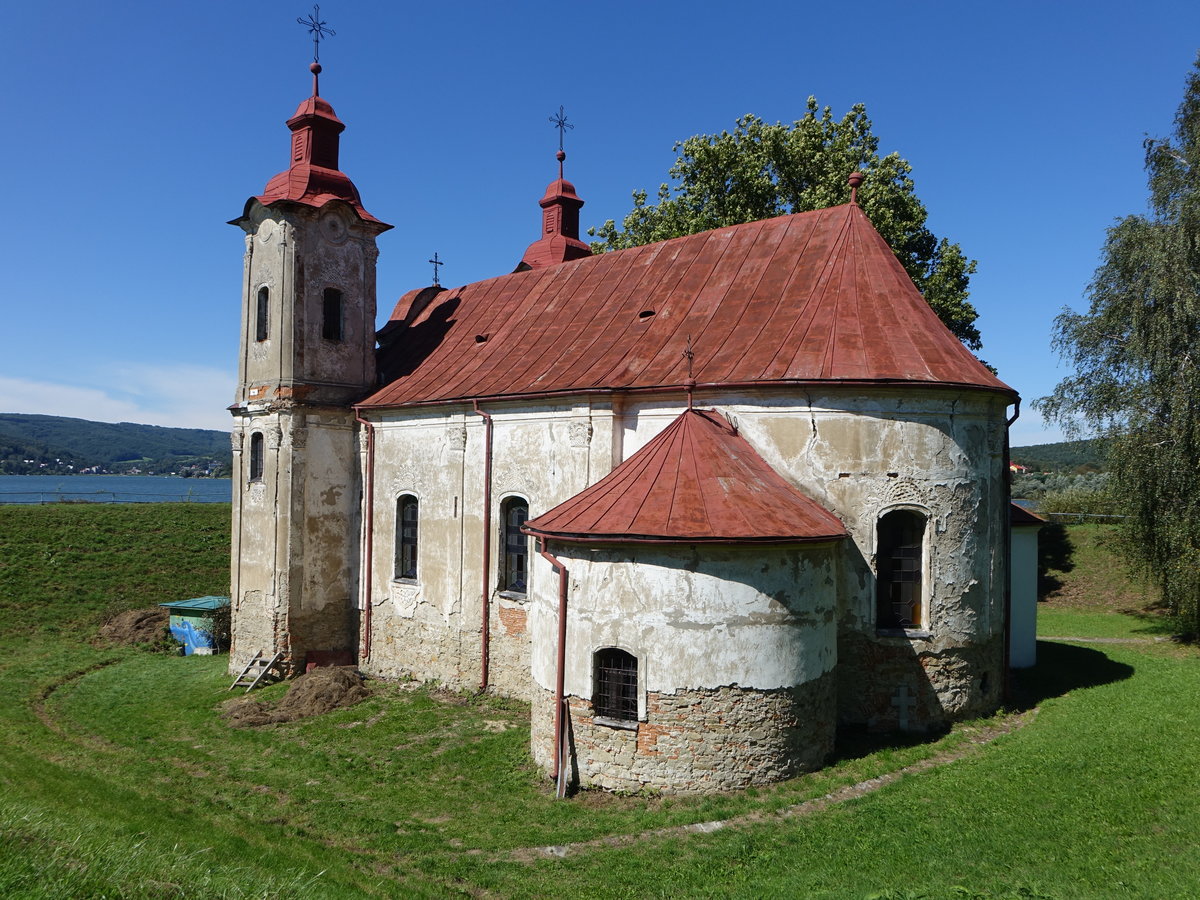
left=3, top=0, right=1198, bottom=446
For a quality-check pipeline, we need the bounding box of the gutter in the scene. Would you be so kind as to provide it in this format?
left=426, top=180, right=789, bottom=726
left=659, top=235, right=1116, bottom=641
left=537, top=539, right=570, bottom=799
left=354, top=410, right=376, bottom=661
left=357, top=378, right=1019, bottom=413
left=471, top=400, right=494, bottom=691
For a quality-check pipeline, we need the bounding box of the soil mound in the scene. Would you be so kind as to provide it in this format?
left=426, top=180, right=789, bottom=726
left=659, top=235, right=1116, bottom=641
left=223, top=666, right=368, bottom=728
left=97, top=607, right=169, bottom=646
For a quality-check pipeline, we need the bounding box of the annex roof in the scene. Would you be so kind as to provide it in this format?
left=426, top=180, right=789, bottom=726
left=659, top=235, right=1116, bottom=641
left=1010, top=503, right=1046, bottom=526
left=523, top=408, right=847, bottom=545
left=363, top=202, right=1012, bottom=409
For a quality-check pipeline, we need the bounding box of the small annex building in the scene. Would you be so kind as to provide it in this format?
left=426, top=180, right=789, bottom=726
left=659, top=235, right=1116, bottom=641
left=228, top=63, right=1021, bottom=793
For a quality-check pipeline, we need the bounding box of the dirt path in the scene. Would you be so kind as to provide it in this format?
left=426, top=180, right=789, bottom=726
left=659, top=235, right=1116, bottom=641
left=507, top=708, right=1037, bottom=863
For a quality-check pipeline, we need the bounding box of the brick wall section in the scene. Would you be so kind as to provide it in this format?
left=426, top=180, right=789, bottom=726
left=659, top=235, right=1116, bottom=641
left=531, top=671, right=836, bottom=793
left=836, top=631, right=1004, bottom=730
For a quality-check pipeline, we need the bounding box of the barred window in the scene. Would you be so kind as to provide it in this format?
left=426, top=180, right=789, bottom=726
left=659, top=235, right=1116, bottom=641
left=395, top=495, right=418, bottom=581
left=248, top=432, right=264, bottom=482
left=322, top=288, right=343, bottom=341
left=876, top=509, right=927, bottom=629
left=594, top=648, right=638, bottom=722
left=501, top=497, right=528, bottom=594
left=255, top=287, right=269, bottom=342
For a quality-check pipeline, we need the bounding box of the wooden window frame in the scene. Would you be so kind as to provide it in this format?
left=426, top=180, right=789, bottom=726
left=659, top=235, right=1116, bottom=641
left=875, top=507, right=929, bottom=632
left=395, top=495, right=418, bottom=582
left=500, top=496, right=529, bottom=595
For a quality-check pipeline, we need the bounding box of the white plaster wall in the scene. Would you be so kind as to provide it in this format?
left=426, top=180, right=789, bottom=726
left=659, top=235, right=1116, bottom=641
left=360, top=386, right=1011, bottom=693
left=1010, top=525, right=1040, bottom=668
left=528, top=543, right=840, bottom=700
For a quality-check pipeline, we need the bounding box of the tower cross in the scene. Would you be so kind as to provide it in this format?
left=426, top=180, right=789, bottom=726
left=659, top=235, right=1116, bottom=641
left=429, top=252, right=444, bottom=287
left=297, top=4, right=336, bottom=63
left=549, top=105, right=573, bottom=153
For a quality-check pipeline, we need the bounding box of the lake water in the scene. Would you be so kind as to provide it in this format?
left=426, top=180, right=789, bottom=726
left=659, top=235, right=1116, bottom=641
left=0, top=474, right=232, bottom=505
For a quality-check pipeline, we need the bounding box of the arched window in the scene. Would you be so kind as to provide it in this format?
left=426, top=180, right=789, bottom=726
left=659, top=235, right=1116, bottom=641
left=500, top=497, right=528, bottom=594
left=594, top=648, right=638, bottom=722
left=395, top=495, right=418, bottom=581
left=876, top=509, right=927, bottom=629
left=322, top=288, right=343, bottom=341
left=248, top=432, right=264, bottom=482
left=255, top=287, right=269, bottom=342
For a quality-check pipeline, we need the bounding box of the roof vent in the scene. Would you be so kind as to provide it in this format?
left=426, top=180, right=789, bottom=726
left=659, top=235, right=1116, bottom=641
left=638, top=309, right=655, bottom=319
left=475, top=333, right=490, bottom=343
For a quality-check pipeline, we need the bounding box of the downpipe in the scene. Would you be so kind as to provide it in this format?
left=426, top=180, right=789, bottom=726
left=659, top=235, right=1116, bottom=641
left=471, top=400, right=494, bottom=692
left=353, top=410, right=376, bottom=662
left=538, top=539, right=570, bottom=799
left=1003, top=398, right=1020, bottom=702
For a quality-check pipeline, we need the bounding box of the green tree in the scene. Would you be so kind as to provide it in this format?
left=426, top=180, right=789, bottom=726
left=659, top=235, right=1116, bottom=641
left=589, top=98, right=982, bottom=348
left=1039, top=58, right=1200, bottom=638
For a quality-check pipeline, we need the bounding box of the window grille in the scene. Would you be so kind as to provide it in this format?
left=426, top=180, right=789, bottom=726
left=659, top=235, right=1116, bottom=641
left=395, top=495, right=418, bottom=580
left=876, top=509, right=926, bottom=629
left=594, top=648, right=638, bottom=721
left=501, top=498, right=528, bottom=593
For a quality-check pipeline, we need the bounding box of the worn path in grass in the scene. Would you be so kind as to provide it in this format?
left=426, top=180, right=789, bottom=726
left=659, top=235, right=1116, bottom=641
left=509, top=707, right=1037, bottom=864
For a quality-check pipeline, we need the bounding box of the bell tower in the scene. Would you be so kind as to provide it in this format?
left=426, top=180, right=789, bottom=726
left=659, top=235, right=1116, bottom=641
left=228, top=58, right=391, bottom=674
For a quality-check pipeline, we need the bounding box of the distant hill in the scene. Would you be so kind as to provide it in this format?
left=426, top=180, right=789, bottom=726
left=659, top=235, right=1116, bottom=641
left=0, top=414, right=230, bottom=476
left=1011, top=438, right=1106, bottom=474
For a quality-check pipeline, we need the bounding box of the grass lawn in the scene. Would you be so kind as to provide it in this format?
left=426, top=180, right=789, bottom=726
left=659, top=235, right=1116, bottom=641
left=0, top=509, right=1196, bottom=898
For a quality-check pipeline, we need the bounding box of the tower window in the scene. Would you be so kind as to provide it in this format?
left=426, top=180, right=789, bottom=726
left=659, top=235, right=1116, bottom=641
left=501, top=497, right=529, bottom=594
left=876, top=509, right=927, bottom=630
left=255, top=287, right=269, bottom=342
left=395, top=495, right=418, bottom=581
left=248, top=432, right=264, bottom=482
left=594, top=648, right=638, bottom=722
left=322, top=288, right=343, bottom=341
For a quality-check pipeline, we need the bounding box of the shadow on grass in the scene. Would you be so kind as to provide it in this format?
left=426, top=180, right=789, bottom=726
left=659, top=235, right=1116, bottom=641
left=829, top=722, right=952, bottom=766
left=1010, top=640, right=1135, bottom=709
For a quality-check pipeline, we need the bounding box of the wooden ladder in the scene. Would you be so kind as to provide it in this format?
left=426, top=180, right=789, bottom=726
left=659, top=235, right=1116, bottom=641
left=228, top=649, right=285, bottom=693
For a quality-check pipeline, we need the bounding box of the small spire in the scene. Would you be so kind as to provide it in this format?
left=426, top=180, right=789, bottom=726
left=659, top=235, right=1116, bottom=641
left=516, top=107, right=591, bottom=270
left=848, top=170, right=865, bottom=205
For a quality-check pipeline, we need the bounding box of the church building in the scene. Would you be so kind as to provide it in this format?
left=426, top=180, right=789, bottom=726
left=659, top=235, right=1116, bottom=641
left=228, top=62, right=1020, bottom=794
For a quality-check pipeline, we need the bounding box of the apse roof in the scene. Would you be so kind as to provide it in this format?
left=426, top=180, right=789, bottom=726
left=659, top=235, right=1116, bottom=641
left=363, top=202, right=1013, bottom=409
left=522, top=408, right=847, bottom=545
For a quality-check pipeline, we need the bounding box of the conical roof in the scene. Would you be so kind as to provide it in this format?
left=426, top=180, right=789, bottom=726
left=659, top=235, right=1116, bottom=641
left=523, top=408, right=847, bottom=545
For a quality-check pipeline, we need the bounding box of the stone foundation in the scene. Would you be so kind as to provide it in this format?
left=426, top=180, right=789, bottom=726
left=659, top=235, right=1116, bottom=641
left=532, top=672, right=836, bottom=793
left=836, top=630, right=1004, bottom=730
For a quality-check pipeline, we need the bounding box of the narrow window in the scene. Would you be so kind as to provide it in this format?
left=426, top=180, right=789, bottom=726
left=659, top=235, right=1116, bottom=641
left=876, top=509, right=926, bottom=629
left=594, top=648, right=638, bottom=721
left=501, top=497, right=529, bottom=593
left=248, top=432, right=264, bottom=482
left=255, top=287, right=269, bottom=341
left=395, top=495, right=418, bottom=581
left=322, top=288, right=343, bottom=341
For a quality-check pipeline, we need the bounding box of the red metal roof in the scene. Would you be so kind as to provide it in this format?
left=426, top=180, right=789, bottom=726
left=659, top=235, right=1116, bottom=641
left=248, top=91, right=387, bottom=227
left=364, top=202, right=1012, bottom=408
left=519, top=152, right=592, bottom=269
left=523, top=408, right=846, bottom=545
left=1010, top=502, right=1045, bottom=526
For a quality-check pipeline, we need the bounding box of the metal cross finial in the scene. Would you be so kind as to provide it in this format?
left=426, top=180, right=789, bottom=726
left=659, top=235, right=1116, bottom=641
left=549, top=105, right=573, bottom=153
left=429, top=252, right=444, bottom=287
left=298, top=4, right=335, bottom=63
left=683, top=335, right=696, bottom=410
